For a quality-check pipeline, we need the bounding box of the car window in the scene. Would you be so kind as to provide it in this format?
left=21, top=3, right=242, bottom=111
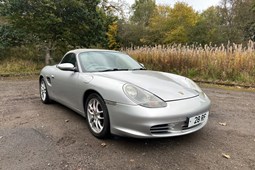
left=60, top=53, right=77, bottom=66
left=78, top=51, right=143, bottom=72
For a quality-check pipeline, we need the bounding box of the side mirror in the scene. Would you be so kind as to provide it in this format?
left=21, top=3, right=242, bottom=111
left=57, top=63, right=76, bottom=71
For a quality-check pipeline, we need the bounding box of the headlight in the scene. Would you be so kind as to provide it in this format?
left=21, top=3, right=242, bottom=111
left=123, top=84, right=167, bottom=108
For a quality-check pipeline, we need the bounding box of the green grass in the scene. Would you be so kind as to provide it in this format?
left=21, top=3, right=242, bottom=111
left=0, top=59, right=43, bottom=76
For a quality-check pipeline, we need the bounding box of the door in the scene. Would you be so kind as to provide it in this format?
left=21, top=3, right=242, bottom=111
left=52, top=53, right=81, bottom=110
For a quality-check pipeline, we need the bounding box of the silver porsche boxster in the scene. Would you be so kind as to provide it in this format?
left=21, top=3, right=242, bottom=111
left=40, top=49, right=211, bottom=138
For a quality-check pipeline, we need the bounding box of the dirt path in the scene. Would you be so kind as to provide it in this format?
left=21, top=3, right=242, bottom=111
left=0, top=79, right=254, bottom=170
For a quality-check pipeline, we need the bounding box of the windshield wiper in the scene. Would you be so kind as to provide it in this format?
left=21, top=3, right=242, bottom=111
left=98, top=68, right=146, bottom=72
left=98, top=68, right=129, bottom=72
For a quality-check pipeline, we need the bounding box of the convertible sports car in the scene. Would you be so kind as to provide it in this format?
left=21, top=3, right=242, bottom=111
left=40, top=49, right=211, bottom=138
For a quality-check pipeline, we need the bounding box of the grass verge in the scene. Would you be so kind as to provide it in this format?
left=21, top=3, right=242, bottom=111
left=0, top=59, right=43, bottom=77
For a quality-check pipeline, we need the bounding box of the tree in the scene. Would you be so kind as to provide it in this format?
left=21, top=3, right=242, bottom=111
left=233, top=0, right=255, bottom=41
left=0, top=25, right=30, bottom=48
left=116, top=0, right=156, bottom=47
left=164, top=2, right=199, bottom=44
left=213, top=0, right=255, bottom=43
left=131, top=0, right=156, bottom=27
left=190, top=7, right=224, bottom=45
left=0, top=0, right=105, bottom=64
left=147, top=3, right=198, bottom=44
left=106, top=21, right=120, bottom=49
left=250, top=2, right=255, bottom=40
left=147, top=5, right=171, bottom=44
left=100, top=0, right=130, bottom=20
left=118, top=21, right=148, bottom=47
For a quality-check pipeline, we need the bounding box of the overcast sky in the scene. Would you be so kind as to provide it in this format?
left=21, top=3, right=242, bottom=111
left=125, top=0, right=221, bottom=12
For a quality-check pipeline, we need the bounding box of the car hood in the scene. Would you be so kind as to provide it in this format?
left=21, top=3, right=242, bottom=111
left=95, top=70, right=199, bottom=101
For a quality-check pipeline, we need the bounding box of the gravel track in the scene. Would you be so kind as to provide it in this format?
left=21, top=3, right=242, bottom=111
left=0, top=79, right=254, bottom=170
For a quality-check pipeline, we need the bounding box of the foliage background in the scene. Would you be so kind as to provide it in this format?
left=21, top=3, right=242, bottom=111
left=0, top=0, right=255, bottom=85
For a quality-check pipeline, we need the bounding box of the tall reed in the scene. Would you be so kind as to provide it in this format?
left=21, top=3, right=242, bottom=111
left=125, top=41, right=255, bottom=84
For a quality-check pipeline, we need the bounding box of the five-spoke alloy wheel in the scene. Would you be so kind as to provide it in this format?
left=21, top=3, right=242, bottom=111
left=85, top=93, right=110, bottom=138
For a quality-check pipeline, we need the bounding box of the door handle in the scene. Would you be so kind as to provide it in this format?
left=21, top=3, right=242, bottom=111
left=51, top=75, right=55, bottom=79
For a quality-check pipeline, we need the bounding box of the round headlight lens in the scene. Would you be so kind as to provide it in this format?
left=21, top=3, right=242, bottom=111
left=123, top=84, right=167, bottom=108
left=125, top=85, right=138, bottom=98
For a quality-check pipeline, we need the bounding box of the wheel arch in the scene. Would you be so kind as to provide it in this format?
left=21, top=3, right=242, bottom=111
left=83, top=89, right=104, bottom=116
left=39, top=75, right=44, bottom=82
left=83, top=89, right=111, bottom=138
left=39, top=74, right=52, bottom=104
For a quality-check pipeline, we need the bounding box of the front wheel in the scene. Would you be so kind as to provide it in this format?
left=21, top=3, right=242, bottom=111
left=85, top=93, right=110, bottom=139
left=40, top=78, right=51, bottom=104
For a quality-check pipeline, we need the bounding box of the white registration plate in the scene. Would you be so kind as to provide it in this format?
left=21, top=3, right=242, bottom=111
left=188, top=112, right=209, bottom=127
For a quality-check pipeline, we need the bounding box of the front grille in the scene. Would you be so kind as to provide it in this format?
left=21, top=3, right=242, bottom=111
left=150, top=124, right=171, bottom=134
left=150, top=121, right=188, bottom=134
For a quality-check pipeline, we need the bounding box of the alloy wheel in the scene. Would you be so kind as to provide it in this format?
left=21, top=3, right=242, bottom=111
left=87, top=98, right=105, bottom=134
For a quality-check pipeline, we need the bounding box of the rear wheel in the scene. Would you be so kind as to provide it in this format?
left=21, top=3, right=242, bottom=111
left=40, top=78, right=51, bottom=104
left=85, top=93, right=110, bottom=138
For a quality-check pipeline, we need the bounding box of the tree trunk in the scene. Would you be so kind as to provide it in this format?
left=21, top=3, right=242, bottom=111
left=45, top=47, right=51, bottom=65
left=45, top=41, right=55, bottom=65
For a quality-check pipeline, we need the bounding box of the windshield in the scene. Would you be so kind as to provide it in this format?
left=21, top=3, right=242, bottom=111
left=78, top=51, right=144, bottom=72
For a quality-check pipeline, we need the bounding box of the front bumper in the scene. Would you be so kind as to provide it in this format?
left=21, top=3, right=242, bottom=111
left=107, top=95, right=211, bottom=138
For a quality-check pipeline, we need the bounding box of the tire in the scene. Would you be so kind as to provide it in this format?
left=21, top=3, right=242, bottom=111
left=85, top=93, right=110, bottom=139
left=40, top=78, right=51, bottom=104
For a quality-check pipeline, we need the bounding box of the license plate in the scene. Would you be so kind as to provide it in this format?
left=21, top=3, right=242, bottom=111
left=188, top=112, right=209, bottom=127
